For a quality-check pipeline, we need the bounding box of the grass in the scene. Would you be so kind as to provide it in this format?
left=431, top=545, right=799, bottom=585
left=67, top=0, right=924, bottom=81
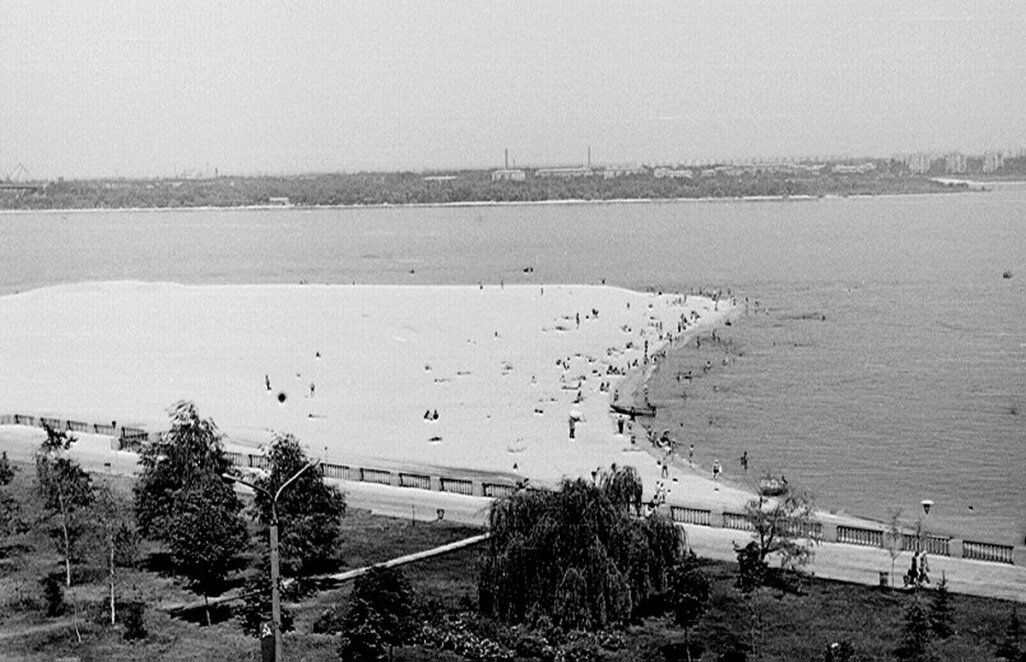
left=0, top=458, right=1021, bottom=661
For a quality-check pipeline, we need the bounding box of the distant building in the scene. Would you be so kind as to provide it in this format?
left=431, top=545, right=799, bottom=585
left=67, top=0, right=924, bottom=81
left=944, top=152, right=967, bottom=174
left=905, top=153, right=934, bottom=175
left=423, top=175, right=459, bottom=182
left=601, top=166, right=645, bottom=179
left=535, top=167, right=594, bottom=179
left=831, top=163, right=876, bottom=174
left=268, top=197, right=291, bottom=206
left=982, top=151, right=1004, bottom=174
left=491, top=169, right=526, bottom=182
left=653, top=167, right=693, bottom=179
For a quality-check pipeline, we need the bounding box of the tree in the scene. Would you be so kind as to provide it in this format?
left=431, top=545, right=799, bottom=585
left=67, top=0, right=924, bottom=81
left=133, top=402, right=247, bottom=624
left=0, top=451, right=22, bottom=538
left=894, top=596, right=936, bottom=662
left=134, top=400, right=239, bottom=540
left=669, top=551, right=710, bottom=662
left=339, top=566, right=417, bottom=662
left=36, top=425, right=95, bottom=587
left=928, top=572, right=954, bottom=639
left=479, top=465, right=685, bottom=630
left=251, top=433, right=346, bottom=575
left=166, top=474, right=248, bottom=625
left=733, top=541, right=767, bottom=594
left=743, top=484, right=818, bottom=581
left=883, top=508, right=904, bottom=589
left=92, top=483, right=139, bottom=626
left=0, top=451, right=16, bottom=486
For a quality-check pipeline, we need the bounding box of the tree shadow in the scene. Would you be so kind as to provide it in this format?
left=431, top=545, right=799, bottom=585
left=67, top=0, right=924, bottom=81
left=173, top=602, right=235, bottom=626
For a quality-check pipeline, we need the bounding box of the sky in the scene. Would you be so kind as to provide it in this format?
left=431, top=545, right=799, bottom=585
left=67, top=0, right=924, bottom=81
left=2, top=1, right=1025, bottom=179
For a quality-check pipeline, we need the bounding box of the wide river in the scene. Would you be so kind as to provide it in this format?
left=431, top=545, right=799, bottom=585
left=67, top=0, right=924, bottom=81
left=1, top=186, right=1023, bottom=545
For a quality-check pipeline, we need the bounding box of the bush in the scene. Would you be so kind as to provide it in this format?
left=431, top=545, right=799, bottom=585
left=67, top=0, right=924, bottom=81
left=121, top=601, right=147, bottom=640
left=40, top=574, right=65, bottom=617
left=312, top=604, right=347, bottom=635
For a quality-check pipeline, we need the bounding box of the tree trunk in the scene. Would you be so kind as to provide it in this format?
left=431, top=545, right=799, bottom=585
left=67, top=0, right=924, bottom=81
left=58, top=488, right=71, bottom=587
left=109, top=531, right=116, bottom=625
left=204, top=593, right=211, bottom=627
left=685, top=627, right=692, bottom=662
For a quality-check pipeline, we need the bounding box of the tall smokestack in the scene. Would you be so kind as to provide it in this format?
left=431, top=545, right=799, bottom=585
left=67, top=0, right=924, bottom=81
left=505, top=148, right=509, bottom=169
left=587, top=146, right=591, bottom=168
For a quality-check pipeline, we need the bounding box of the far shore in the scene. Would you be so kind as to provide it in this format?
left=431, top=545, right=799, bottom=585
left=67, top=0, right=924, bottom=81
left=0, top=187, right=978, bottom=217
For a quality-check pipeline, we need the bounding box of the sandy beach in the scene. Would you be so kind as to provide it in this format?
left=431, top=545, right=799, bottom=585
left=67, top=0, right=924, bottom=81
left=0, top=281, right=735, bottom=494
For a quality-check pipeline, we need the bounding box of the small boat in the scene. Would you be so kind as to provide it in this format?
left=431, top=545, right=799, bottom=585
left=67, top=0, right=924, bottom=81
left=610, top=402, right=656, bottom=417
left=1003, top=270, right=1013, bottom=279
left=759, top=476, right=789, bottom=496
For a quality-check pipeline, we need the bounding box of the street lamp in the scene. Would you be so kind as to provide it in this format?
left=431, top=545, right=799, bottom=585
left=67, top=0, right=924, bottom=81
left=920, top=499, right=934, bottom=553
left=224, top=459, right=321, bottom=662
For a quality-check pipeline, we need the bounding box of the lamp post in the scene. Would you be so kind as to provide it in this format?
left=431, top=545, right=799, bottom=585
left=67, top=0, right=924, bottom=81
left=920, top=499, right=934, bottom=553
left=224, top=459, right=320, bottom=662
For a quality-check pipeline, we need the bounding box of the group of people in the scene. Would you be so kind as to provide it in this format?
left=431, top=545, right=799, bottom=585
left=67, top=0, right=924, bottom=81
left=903, top=550, right=931, bottom=588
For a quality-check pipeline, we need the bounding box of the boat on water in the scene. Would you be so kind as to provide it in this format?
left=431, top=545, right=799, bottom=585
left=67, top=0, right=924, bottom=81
left=610, top=402, right=656, bottom=418
left=759, top=475, right=789, bottom=497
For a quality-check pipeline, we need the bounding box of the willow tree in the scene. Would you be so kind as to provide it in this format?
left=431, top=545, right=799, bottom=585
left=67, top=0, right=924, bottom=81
left=479, top=465, right=684, bottom=630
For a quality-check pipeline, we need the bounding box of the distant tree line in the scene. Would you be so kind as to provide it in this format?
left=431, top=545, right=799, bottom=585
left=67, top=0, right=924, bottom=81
left=0, top=168, right=961, bottom=211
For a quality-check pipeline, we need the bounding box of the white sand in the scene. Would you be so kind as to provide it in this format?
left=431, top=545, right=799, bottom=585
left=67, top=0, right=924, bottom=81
left=0, top=281, right=734, bottom=494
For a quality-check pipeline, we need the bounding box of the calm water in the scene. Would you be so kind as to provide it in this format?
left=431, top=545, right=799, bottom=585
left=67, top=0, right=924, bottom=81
left=1, top=189, right=1023, bottom=544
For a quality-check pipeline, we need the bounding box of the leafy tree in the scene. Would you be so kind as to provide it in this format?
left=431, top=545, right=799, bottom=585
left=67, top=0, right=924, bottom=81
left=479, top=465, right=684, bottom=630
left=883, top=508, right=904, bottom=589
left=996, top=606, right=1024, bottom=662
left=338, top=566, right=417, bottom=662
left=133, top=402, right=247, bottom=624
left=134, top=400, right=238, bottom=540
left=894, top=596, right=936, bottom=662
left=36, top=425, right=95, bottom=587
left=669, top=551, right=710, bottom=662
left=166, top=473, right=248, bottom=625
left=742, top=484, right=818, bottom=580
left=251, top=433, right=346, bottom=575
left=733, top=541, right=767, bottom=594
left=92, top=483, right=139, bottom=626
left=0, top=451, right=16, bottom=486
left=928, top=572, right=954, bottom=639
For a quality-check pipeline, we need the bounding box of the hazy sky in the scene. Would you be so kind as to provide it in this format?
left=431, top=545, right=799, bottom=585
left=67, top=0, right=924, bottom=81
left=2, top=1, right=1024, bottom=178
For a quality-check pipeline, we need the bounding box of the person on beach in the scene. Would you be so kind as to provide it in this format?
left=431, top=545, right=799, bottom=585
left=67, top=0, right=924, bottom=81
left=712, top=459, right=721, bottom=480
left=740, top=451, right=749, bottom=471
left=265, top=374, right=271, bottom=391
left=688, top=444, right=695, bottom=463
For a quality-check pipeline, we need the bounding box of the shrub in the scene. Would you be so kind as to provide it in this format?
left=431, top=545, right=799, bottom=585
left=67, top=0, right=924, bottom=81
left=121, top=601, right=147, bottom=640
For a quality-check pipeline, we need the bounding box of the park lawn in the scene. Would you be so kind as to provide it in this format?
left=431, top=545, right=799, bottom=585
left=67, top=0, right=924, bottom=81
left=0, top=459, right=1020, bottom=661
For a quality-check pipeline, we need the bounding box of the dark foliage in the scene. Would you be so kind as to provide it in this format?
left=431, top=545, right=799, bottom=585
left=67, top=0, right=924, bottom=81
left=121, top=600, right=148, bottom=640
left=894, top=596, right=937, bottom=662
left=134, top=402, right=247, bottom=622
left=997, top=606, right=1025, bottom=662
left=238, top=562, right=297, bottom=637
left=165, top=474, right=248, bottom=613
left=134, top=400, right=239, bottom=540
left=479, top=465, right=684, bottom=631
left=40, top=573, right=66, bottom=617
left=669, top=551, right=710, bottom=662
left=0, top=451, right=16, bottom=486
left=251, top=433, right=346, bottom=575
left=928, top=573, right=954, bottom=639
left=339, top=566, right=418, bottom=661
left=733, top=542, right=766, bottom=594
